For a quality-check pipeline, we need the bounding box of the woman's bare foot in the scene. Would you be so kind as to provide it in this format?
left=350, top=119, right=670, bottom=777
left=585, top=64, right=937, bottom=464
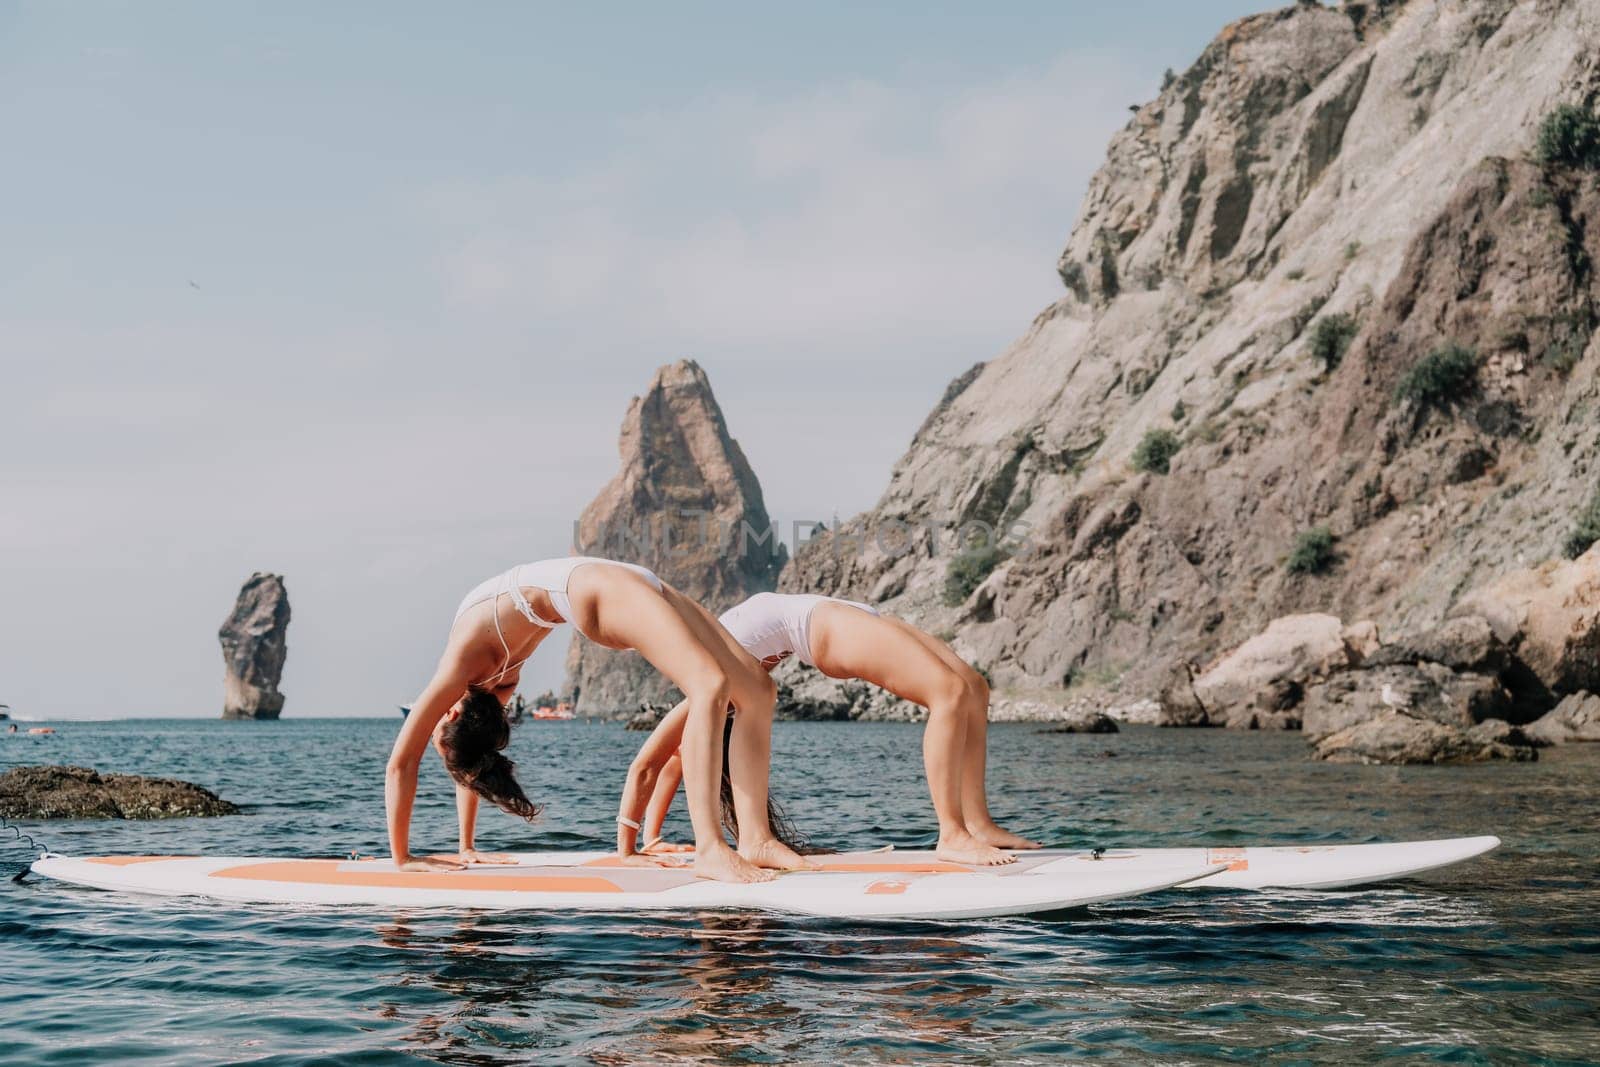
left=739, top=837, right=819, bottom=871
left=692, top=843, right=776, bottom=883
left=968, top=823, right=1042, bottom=850
left=936, top=831, right=1015, bottom=866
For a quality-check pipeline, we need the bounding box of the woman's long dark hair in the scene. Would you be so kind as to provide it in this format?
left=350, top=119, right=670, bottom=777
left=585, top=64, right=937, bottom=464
left=718, top=717, right=827, bottom=855
left=437, top=686, right=542, bottom=820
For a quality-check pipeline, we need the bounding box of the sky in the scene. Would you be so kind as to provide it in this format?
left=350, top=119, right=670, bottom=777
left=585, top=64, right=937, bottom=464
left=0, top=0, right=1268, bottom=718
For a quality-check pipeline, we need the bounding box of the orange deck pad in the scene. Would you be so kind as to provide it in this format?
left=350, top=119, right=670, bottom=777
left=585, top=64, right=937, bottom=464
left=579, top=855, right=971, bottom=874
left=1205, top=848, right=1250, bottom=872
left=86, top=856, right=195, bottom=866
left=212, top=860, right=623, bottom=894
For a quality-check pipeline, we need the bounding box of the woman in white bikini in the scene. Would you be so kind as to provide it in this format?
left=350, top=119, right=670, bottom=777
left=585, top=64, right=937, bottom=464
left=618, top=591, right=1040, bottom=867
left=386, top=557, right=809, bottom=884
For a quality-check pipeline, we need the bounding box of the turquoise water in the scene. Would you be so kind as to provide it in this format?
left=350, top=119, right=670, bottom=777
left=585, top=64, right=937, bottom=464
left=2, top=719, right=1596, bottom=1065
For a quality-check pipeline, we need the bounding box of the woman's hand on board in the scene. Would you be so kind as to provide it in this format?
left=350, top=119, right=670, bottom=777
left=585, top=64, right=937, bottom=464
left=458, top=849, right=515, bottom=865
left=618, top=852, right=687, bottom=869
left=641, top=839, right=694, bottom=854
left=396, top=855, right=465, bottom=873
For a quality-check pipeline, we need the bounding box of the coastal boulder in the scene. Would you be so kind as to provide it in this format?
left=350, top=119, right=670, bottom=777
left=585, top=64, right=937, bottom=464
left=1300, top=663, right=1512, bottom=742
left=1150, top=662, right=1213, bottom=727
left=1452, top=548, right=1600, bottom=701
left=1364, top=615, right=1509, bottom=676
left=1524, top=692, right=1600, bottom=746
left=0, top=765, right=239, bottom=819
left=1190, top=614, right=1369, bottom=728
left=219, top=572, right=290, bottom=720
left=565, top=360, right=787, bottom=714
left=1311, top=713, right=1537, bottom=765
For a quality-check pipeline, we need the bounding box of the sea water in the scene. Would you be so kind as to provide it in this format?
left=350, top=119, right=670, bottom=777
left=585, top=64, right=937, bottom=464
left=2, top=719, right=1596, bottom=1064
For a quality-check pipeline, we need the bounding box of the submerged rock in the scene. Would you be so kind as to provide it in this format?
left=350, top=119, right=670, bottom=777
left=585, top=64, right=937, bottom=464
left=1524, top=692, right=1600, bottom=746
left=1036, top=711, right=1119, bottom=734
left=0, top=765, right=239, bottom=819
left=1311, top=712, right=1536, bottom=765
left=220, top=572, right=290, bottom=720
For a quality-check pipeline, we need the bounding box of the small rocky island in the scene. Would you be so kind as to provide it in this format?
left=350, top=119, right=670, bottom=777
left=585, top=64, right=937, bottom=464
left=0, top=765, right=239, bottom=819
left=220, top=572, right=291, bottom=720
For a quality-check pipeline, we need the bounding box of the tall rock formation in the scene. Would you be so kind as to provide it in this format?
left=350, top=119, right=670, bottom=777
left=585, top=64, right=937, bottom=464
left=219, top=572, right=291, bottom=720
left=784, top=0, right=1600, bottom=703
left=564, top=360, right=786, bottom=713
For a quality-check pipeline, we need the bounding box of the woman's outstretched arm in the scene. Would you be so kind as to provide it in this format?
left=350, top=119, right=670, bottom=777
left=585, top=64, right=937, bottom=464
left=642, top=753, right=684, bottom=849
left=617, top=701, right=690, bottom=856
left=387, top=652, right=475, bottom=871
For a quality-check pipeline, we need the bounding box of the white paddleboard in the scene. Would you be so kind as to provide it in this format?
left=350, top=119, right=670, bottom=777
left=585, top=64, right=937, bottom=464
left=499, top=835, right=1500, bottom=892
left=28, top=851, right=1224, bottom=920
left=1024, top=835, right=1501, bottom=890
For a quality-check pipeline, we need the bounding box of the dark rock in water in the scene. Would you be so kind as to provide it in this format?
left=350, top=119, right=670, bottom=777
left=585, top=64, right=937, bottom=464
left=1310, top=712, right=1536, bottom=765
left=1524, top=692, right=1600, bottom=746
left=1038, top=711, right=1119, bottom=735
left=1301, top=663, right=1511, bottom=742
left=564, top=360, right=786, bottom=715
left=220, top=572, right=290, bottom=720
left=0, top=765, right=239, bottom=819
left=625, top=703, right=672, bottom=732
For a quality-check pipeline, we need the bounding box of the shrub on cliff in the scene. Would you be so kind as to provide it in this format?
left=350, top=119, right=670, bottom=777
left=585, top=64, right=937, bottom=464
left=1308, top=312, right=1358, bottom=371
left=944, top=546, right=1006, bottom=606
left=1131, top=429, right=1181, bottom=475
left=1535, top=103, right=1600, bottom=169
left=1396, top=343, right=1477, bottom=410
left=1286, top=526, right=1336, bottom=575
left=1564, top=487, right=1600, bottom=559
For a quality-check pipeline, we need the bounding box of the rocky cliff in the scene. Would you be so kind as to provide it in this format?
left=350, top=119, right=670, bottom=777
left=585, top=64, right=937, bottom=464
left=219, top=572, right=290, bottom=720
left=565, top=360, right=787, bottom=713
left=784, top=0, right=1600, bottom=709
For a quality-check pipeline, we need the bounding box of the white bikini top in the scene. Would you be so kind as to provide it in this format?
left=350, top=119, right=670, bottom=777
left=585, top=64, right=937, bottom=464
left=717, top=592, right=878, bottom=667
left=454, top=558, right=665, bottom=685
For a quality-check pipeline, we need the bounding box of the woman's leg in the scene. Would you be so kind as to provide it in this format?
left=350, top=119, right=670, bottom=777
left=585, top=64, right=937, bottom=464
left=808, top=604, right=1013, bottom=865
left=887, top=625, right=1040, bottom=850
left=658, top=587, right=812, bottom=871
left=572, top=567, right=775, bottom=883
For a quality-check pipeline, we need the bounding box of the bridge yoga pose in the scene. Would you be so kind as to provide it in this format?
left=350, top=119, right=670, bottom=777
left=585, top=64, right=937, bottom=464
left=386, top=558, right=808, bottom=883
left=618, top=592, right=1039, bottom=866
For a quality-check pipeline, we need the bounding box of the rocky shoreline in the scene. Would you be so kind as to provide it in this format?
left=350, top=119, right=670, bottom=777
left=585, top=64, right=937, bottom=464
left=0, top=766, right=239, bottom=819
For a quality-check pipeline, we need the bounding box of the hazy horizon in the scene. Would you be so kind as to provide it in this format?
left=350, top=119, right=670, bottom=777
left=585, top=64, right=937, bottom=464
left=2, top=1, right=1268, bottom=719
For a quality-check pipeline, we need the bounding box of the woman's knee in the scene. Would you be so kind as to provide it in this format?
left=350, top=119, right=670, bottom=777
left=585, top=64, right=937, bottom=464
left=959, top=666, right=990, bottom=711
left=925, top=664, right=987, bottom=714
left=682, top=665, right=732, bottom=709
left=728, top=666, right=776, bottom=716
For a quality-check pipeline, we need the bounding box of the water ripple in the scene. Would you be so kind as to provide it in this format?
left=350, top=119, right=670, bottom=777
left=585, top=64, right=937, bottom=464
left=3, top=720, right=1597, bottom=1064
